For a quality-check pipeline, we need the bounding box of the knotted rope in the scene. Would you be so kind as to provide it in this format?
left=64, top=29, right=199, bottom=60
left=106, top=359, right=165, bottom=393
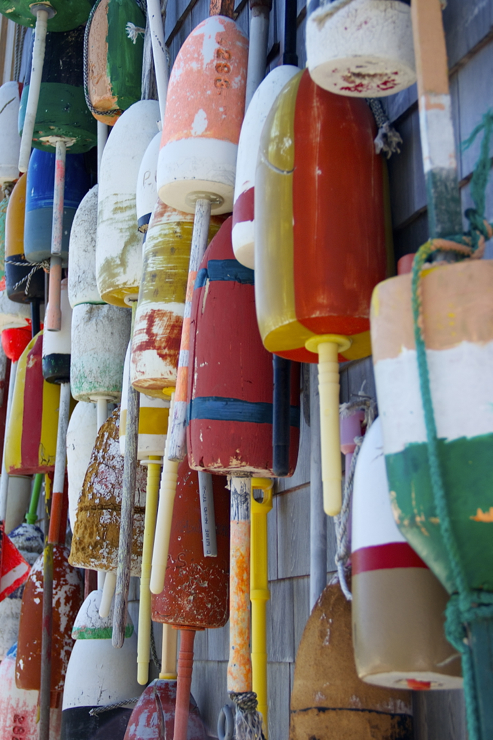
left=229, top=691, right=265, bottom=740
left=332, top=396, right=377, bottom=600
left=5, top=258, right=50, bottom=295
left=88, top=696, right=140, bottom=716
left=411, top=108, right=493, bottom=740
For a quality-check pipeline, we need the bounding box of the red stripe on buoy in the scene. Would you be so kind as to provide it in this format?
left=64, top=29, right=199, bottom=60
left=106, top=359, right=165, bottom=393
left=352, top=542, right=428, bottom=574
left=232, top=187, right=254, bottom=228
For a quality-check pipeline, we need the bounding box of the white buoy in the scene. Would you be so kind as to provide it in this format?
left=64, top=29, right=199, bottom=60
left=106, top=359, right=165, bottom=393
left=66, top=402, right=98, bottom=531
left=0, top=82, right=22, bottom=184
left=4, top=476, right=32, bottom=534
left=306, top=0, right=416, bottom=98
left=0, top=290, right=31, bottom=333
left=68, top=185, right=103, bottom=307
left=232, top=65, right=299, bottom=269
left=42, top=278, right=72, bottom=384
left=136, top=132, right=161, bottom=233
left=96, top=100, right=161, bottom=307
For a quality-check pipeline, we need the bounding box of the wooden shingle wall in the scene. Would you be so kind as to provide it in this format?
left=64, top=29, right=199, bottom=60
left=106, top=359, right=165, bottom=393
left=158, top=1, right=493, bottom=738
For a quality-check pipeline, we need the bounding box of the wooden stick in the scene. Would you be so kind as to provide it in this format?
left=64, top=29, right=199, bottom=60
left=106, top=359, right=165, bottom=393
left=45, top=139, right=66, bottom=332
left=174, top=628, right=196, bottom=740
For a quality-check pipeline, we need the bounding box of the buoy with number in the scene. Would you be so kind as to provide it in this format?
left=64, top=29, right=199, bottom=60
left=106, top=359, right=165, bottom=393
left=85, top=0, right=146, bottom=127
left=255, top=68, right=388, bottom=516
left=352, top=416, right=463, bottom=690
left=136, top=133, right=161, bottom=234
left=61, top=589, right=143, bottom=740
left=306, top=0, right=416, bottom=98
left=96, top=100, right=160, bottom=306
left=0, top=643, right=63, bottom=740
left=24, top=148, right=90, bottom=266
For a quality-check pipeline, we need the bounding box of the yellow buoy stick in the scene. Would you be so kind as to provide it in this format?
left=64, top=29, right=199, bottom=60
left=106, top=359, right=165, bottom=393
left=160, top=622, right=178, bottom=680
left=137, top=455, right=163, bottom=684
left=150, top=392, right=179, bottom=595
left=250, top=478, right=273, bottom=737
left=305, top=334, right=351, bottom=517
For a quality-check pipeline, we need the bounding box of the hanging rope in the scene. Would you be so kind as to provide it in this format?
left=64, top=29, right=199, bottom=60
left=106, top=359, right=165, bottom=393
left=88, top=696, right=140, bottom=716
left=331, top=396, right=376, bottom=600
left=367, top=98, right=403, bottom=158
left=411, top=108, right=493, bottom=740
left=5, top=258, right=50, bottom=295
left=229, top=692, right=265, bottom=740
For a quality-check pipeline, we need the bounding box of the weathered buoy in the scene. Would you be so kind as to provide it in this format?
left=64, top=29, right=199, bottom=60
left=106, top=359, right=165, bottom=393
left=232, top=65, right=299, bottom=269
left=66, top=402, right=98, bottom=531
left=24, top=148, right=90, bottom=266
left=0, top=0, right=93, bottom=31
left=16, top=545, right=83, bottom=703
left=0, top=643, right=62, bottom=740
left=85, top=0, right=145, bottom=126
left=18, top=25, right=97, bottom=153
left=136, top=132, right=161, bottom=233
left=187, top=217, right=300, bottom=477
left=255, top=68, right=388, bottom=516
left=370, top=260, right=493, bottom=595
left=5, top=332, right=60, bottom=475
left=96, top=100, right=160, bottom=306
left=42, top=278, right=72, bottom=384
left=0, top=82, right=22, bottom=184
left=61, top=589, right=142, bottom=740
left=306, top=0, right=416, bottom=98
left=157, top=16, right=248, bottom=215
left=67, top=185, right=102, bottom=307
left=352, top=416, right=463, bottom=690
left=290, top=583, right=413, bottom=739
left=131, top=200, right=222, bottom=397
left=121, top=344, right=169, bottom=458
left=0, top=289, right=31, bottom=334
left=5, top=173, right=45, bottom=305
left=0, top=523, right=44, bottom=662
left=69, top=408, right=147, bottom=576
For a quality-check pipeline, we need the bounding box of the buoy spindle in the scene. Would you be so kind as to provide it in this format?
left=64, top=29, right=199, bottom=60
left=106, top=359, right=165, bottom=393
left=174, top=629, right=196, bottom=740
left=245, top=0, right=271, bottom=109
left=18, top=6, right=52, bottom=173
left=147, top=0, right=169, bottom=121
left=46, top=139, right=67, bottom=332
left=198, top=472, right=217, bottom=557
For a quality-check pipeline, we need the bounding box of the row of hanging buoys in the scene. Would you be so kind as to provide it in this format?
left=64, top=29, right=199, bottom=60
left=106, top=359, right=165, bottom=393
left=85, top=0, right=146, bottom=126
left=18, top=25, right=97, bottom=153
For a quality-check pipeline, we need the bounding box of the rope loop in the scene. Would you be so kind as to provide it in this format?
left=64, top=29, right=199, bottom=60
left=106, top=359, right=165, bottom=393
left=410, top=107, right=493, bottom=740
left=229, top=692, right=264, bottom=740
left=5, top=258, right=50, bottom=295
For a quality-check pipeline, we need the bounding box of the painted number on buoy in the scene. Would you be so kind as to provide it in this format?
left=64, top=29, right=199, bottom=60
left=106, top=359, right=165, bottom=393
left=214, top=48, right=231, bottom=92
left=11, top=715, right=26, bottom=738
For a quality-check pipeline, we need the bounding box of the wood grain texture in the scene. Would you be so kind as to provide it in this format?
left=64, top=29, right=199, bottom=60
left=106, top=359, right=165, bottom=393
left=413, top=690, right=467, bottom=740
left=267, top=579, right=295, bottom=663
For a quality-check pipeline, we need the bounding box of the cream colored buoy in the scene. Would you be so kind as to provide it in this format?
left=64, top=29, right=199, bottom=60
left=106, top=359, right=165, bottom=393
left=306, top=0, right=416, bottom=98
left=68, top=185, right=102, bottom=307
left=96, top=100, right=161, bottom=307
left=136, top=132, right=161, bottom=233
left=0, top=82, right=21, bottom=184
left=352, top=417, right=463, bottom=690
left=66, top=401, right=98, bottom=531
left=232, top=65, right=299, bottom=269
left=157, top=16, right=248, bottom=215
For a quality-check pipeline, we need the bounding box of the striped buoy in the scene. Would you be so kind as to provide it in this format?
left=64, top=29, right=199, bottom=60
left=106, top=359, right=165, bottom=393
left=24, top=148, right=89, bottom=266
left=5, top=332, right=60, bottom=475
left=306, top=0, right=416, bottom=98
left=187, top=217, right=300, bottom=477
left=42, top=278, right=72, bottom=384
left=61, top=589, right=143, bottom=740
left=0, top=82, right=22, bottom=184
left=5, top=173, right=45, bottom=304
left=232, top=65, right=299, bottom=269
left=370, top=260, right=493, bottom=594
left=131, top=201, right=222, bottom=397
left=96, top=100, right=161, bottom=306
left=352, top=416, right=463, bottom=690
left=85, top=0, right=145, bottom=126
left=121, top=344, right=169, bottom=459
left=157, top=16, right=248, bottom=215
left=0, top=643, right=62, bottom=740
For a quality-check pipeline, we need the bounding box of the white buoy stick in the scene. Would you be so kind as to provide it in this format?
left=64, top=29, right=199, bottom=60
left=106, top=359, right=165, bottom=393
left=45, top=139, right=67, bottom=332
left=198, top=471, right=217, bottom=557
left=147, top=0, right=169, bottom=122
left=97, top=122, right=108, bottom=182
left=99, top=571, right=117, bottom=618
left=18, top=6, right=53, bottom=173
left=245, top=0, right=271, bottom=109
left=96, top=398, right=109, bottom=431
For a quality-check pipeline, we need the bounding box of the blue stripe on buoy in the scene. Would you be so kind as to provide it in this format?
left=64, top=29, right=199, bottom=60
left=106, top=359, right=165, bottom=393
left=194, top=260, right=254, bottom=290
left=188, top=397, right=300, bottom=427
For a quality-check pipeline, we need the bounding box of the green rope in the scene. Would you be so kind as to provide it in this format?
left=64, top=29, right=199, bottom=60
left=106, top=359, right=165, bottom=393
left=411, top=108, right=493, bottom=740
